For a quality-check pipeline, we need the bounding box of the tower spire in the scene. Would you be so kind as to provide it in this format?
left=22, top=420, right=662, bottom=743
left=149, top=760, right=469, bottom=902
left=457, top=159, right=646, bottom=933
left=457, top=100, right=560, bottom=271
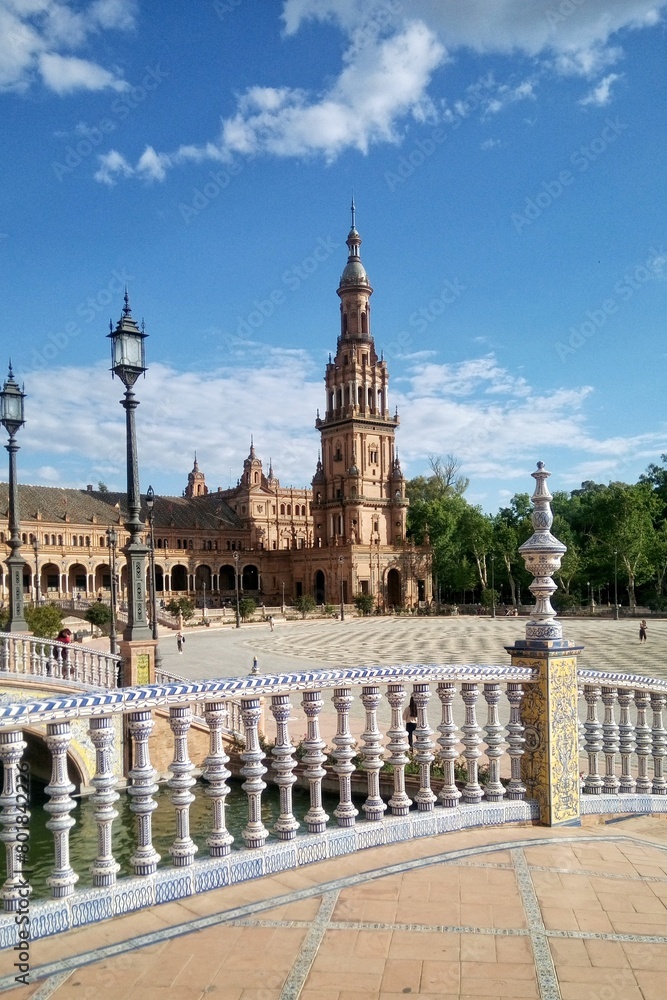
left=351, top=193, right=356, bottom=231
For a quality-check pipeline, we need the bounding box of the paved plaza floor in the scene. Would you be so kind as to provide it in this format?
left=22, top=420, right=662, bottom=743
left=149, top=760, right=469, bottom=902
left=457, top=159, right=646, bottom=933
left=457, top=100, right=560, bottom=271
left=158, top=614, right=667, bottom=683
left=2, top=817, right=667, bottom=999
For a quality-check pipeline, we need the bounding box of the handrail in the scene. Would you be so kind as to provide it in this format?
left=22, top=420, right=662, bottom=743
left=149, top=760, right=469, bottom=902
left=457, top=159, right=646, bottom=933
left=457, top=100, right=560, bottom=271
left=0, top=631, right=121, bottom=691
left=0, top=662, right=537, bottom=729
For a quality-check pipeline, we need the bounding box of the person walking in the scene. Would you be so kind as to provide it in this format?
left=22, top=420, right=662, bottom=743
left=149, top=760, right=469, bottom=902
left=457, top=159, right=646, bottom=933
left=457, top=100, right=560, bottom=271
left=176, top=632, right=185, bottom=653
left=639, top=619, right=648, bottom=643
left=403, top=695, right=418, bottom=749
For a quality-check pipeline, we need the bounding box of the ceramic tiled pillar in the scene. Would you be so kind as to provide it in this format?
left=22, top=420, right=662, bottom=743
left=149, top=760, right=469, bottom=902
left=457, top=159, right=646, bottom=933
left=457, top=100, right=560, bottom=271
left=505, top=463, right=582, bottom=827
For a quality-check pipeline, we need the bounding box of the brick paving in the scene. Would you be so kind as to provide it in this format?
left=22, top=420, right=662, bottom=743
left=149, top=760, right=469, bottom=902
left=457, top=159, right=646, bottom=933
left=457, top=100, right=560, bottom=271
left=2, top=818, right=667, bottom=999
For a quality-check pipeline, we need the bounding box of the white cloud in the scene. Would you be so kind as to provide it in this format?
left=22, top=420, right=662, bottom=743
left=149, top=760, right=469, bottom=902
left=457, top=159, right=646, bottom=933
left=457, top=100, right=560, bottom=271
left=0, top=0, right=135, bottom=93
left=93, top=149, right=133, bottom=184
left=579, top=72, right=622, bottom=106
left=38, top=51, right=128, bottom=94
left=20, top=350, right=667, bottom=504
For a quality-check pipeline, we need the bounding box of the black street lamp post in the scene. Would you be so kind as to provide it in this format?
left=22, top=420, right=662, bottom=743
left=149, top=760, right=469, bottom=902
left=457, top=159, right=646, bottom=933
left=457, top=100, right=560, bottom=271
left=614, top=550, right=619, bottom=620
left=107, top=293, right=152, bottom=648
left=32, top=538, right=40, bottom=606
left=233, top=552, right=241, bottom=628
left=106, top=527, right=119, bottom=656
left=338, top=555, right=345, bottom=621
left=1, top=365, right=28, bottom=632
left=145, top=486, right=162, bottom=671
left=491, top=553, right=496, bottom=618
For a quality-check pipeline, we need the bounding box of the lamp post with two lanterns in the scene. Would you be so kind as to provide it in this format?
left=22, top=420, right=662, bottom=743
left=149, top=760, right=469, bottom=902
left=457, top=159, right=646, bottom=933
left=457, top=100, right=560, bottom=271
left=32, top=538, right=40, bottom=606
left=107, top=293, right=155, bottom=684
left=1, top=365, right=28, bottom=633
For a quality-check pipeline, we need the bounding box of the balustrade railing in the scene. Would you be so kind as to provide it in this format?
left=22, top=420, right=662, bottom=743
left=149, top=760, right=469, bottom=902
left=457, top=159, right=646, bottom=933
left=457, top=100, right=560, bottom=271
left=0, top=631, right=121, bottom=689
left=2, top=661, right=667, bottom=944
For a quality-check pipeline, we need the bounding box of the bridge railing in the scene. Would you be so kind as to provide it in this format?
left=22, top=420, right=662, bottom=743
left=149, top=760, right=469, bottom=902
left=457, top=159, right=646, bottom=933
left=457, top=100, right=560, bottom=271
left=0, top=631, right=121, bottom=690
left=2, top=661, right=667, bottom=944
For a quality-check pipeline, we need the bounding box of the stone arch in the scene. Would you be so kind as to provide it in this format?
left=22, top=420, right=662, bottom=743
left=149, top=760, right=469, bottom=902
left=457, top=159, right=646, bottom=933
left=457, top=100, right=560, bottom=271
left=219, top=564, right=235, bottom=590
left=170, top=564, right=188, bottom=591
left=242, top=564, right=259, bottom=590
left=314, top=569, right=326, bottom=604
left=23, top=728, right=89, bottom=790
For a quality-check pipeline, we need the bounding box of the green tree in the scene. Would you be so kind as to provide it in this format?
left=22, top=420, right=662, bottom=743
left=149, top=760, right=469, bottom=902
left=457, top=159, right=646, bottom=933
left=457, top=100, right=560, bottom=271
left=294, top=594, right=316, bottom=618
left=25, top=603, right=64, bottom=639
left=238, top=597, right=256, bottom=621
left=354, top=592, right=375, bottom=616
left=85, top=602, right=112, bottom=633
left=165, top=597, right=195, bottom=621
left=97, top=481, right=110, bottom=493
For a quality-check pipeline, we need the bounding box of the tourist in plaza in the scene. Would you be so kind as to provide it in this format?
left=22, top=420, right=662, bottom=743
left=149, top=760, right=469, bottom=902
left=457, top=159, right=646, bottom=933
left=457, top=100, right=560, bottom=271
left=639, top=619, right=648, bottom=643
left=176, top=631, right=185, bottom=653
left=403, top=696, right=418, bottom=748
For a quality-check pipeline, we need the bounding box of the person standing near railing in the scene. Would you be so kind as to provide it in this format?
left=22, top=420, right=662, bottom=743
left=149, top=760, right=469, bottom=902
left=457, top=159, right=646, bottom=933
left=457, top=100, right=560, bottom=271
left=403, top=695, right=417, bottom=749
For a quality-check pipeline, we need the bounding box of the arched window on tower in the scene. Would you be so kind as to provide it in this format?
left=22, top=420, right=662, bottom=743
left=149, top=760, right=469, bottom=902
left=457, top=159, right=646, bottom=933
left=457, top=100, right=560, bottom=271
left=358, top=386, right=363, bottom=407
left=368, top=387, right=374, bottom=409
left=280, top=503, right=285, bottom=515
left=254, top=472, right=259, bottom=484
left=336, top=388, right=342, bottom=409
left=329, top=391, right=334, bottom=412
left=361, top=310, right=368, bottom=334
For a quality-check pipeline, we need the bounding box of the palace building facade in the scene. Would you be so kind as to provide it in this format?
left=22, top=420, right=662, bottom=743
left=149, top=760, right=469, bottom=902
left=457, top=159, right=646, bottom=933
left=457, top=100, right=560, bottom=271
left=0, top=210, right=431, bottom=611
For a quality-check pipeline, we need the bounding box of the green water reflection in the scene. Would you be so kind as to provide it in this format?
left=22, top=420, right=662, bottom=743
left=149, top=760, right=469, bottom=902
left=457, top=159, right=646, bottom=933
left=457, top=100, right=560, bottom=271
left=27, top=780, right=341, bottom=899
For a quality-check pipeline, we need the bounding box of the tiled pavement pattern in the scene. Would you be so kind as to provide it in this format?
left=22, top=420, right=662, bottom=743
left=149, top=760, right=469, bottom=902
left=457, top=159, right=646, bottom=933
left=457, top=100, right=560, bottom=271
left=159, top=616, right=667, bottom=683
left=3, top=817, right=667, bottom=999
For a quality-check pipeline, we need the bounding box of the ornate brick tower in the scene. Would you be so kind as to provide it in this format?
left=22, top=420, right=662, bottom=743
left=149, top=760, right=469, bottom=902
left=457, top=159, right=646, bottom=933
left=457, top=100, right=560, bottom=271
left=313, top=201, right=407, bottom=552
left=309, top=203, right=419, bottom=610
left=184, top=453, right=208, bottom=498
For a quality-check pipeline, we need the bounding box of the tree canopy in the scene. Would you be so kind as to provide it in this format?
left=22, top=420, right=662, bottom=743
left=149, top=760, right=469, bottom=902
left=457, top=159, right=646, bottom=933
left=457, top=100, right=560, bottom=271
left=406, top=453, right=667, bottom=610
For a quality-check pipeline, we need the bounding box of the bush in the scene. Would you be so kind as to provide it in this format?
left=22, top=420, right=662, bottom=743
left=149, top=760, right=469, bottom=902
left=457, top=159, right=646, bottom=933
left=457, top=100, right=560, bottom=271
left=354, top=592, right=375, bottom=616
left=165, top=597, right=195, bottom=621
left=85, top=602, right=112, bottom=633
left=480, top=588, right=498, bottom=610
left=323, top=603, right=335, bottom=617
left=294, top=594, right=316, bottom=618
left=25, top=603, right=64, bottom=639
left=238, top=597, right=256, bottom=622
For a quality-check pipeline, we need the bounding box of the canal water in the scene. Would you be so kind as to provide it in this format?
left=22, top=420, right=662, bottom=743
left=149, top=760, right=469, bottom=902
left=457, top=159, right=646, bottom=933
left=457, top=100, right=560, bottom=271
left=27, top=780, right=343, bottom=899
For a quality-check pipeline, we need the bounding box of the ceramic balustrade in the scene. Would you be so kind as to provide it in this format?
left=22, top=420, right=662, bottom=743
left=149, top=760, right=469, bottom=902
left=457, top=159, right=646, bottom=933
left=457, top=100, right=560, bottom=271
left=2, top=662, right=666, bottom=944
left=0, top=631, right=120, bottom=689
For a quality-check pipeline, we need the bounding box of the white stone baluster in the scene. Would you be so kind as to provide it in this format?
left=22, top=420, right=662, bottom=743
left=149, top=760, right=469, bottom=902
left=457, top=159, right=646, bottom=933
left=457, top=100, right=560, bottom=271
left=127, top=710, right=161, bottom=875
left=583, top=685, right=603, bottom=794
left=436, top=682, right=461, bottom=808
left=88, top=716, right=120, bottom=887
left=270, top=694, right=299, bottom=840
left=168, top=705, right=198, bottom=866
left=385, top=683, right=411, bottom=816
left=601, top=686, right=620, bottom=794
left=0, top=636, right=9, bottom=671
left=203, top=701, right=234, bottom=856
left=301, top=690, right=329, bottom=833
left=505, top=682, right=526, bottom=800
left=360, top=684, right=387, bottom=821
left=413, top=683, right=436, bottom=811
left=650, top=693, right=667, bottom=794
left=240, top=695, right=268, bottom=847
left=331, top=687, right=358, bottom=827
left=483, top=683, right=506, bottom=802
left=634, top=690, right=652, bottom=793
left=617, top=688, right=636, bottom=794
left=461, top=682, right=483, bottom=804
left=0, top=730, right=28, bottom=912
left=44, top=722, right=79, bottom=897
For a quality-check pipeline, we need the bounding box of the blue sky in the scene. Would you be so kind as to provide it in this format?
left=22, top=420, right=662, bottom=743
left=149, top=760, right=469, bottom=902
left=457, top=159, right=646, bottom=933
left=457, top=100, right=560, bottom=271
left=1, top=0, right=666, bottom=512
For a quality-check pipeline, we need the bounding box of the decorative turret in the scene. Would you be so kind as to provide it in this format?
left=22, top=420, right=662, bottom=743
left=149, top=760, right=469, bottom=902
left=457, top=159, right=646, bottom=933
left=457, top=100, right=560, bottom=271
left=243, top=437, right=263, bottom=488
left=337, top=197, right=373, bottom=342
left=185, top=452, right=208, bottom=498
left=518, top=462, right=567, bottom=640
